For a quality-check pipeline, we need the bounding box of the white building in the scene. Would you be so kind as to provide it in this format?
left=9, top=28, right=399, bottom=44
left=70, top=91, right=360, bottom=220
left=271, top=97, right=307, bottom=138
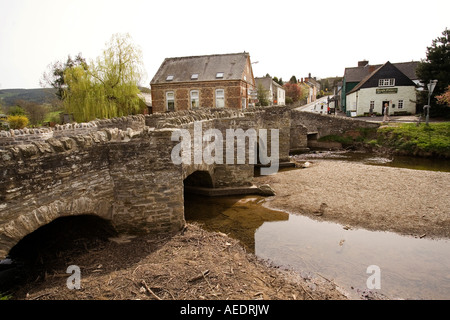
left=255, top=76, right=285, bottom=106
left=346, top=61, right=418, bottom=116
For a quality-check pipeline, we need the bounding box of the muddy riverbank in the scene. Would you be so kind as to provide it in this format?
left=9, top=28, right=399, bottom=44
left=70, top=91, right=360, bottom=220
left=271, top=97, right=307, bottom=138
left=254, top=159, right=450, bottom=240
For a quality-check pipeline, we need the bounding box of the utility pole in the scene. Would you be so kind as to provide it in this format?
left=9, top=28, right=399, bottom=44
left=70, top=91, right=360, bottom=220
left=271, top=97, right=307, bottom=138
left=425, top=79, right=438, bottom=125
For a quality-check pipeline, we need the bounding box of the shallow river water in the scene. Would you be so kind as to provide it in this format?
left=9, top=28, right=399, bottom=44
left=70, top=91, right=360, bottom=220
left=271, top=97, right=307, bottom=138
left=185, top=152, right=450, bottom=300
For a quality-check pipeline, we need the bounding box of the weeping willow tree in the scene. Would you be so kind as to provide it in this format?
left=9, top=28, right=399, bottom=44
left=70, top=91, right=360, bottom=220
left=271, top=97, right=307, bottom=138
left=62, top=33, right=146, bottom=122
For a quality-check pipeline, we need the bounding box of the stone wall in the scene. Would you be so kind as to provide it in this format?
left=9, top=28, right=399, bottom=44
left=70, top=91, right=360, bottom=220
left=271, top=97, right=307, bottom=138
left=0, top=126, right=183, bottom=259
left=0, top=115, right=146, bottom=148
left=291, top=109, right=380, bottom=139
left=0, top=106, right=313, bottom=259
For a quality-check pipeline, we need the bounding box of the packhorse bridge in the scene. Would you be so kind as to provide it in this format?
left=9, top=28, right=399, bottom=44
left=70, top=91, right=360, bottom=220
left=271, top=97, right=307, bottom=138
left=0, top=106, right=378, bottom=259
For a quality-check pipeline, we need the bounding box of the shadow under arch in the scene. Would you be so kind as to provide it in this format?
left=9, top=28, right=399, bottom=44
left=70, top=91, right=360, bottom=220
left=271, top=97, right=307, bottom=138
left=183, top=170, right=214, bottom=189
left=8, top=214, right=118, bottom=265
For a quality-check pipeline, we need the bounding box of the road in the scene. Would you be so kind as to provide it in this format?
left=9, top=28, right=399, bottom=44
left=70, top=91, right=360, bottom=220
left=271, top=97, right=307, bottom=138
left=295, top=96, right=331, bottom=114
left=295, top=97, right=430, bottom=123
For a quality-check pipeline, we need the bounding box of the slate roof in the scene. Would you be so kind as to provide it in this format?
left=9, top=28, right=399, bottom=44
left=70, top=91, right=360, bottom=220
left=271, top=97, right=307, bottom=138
left=151, top=52, right=251, bottom=84
left=344, top=61, right=419, bottom=83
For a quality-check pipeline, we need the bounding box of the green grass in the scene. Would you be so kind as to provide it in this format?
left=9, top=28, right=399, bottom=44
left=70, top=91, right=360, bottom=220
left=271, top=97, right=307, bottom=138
left=317, top=123, right=450, bottom=158
left=377, top=122, right=450, bottom=157
left=44, top=111, right=62, bottom=123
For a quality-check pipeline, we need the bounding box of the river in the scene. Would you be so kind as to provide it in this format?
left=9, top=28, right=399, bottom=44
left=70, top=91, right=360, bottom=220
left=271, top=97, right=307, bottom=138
left=185, top=152, right=450, bottom=300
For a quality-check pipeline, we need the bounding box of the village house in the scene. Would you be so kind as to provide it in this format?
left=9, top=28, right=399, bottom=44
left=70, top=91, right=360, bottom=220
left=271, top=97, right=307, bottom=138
left=255, top=76, right=286, bottom=106
left=150, top=52, right=256, bottom=113
left=341, top=60, right=419, bottom=116
left=300, top=74, right=321, bottom=104
left=345, top=61, right=419, bottom=117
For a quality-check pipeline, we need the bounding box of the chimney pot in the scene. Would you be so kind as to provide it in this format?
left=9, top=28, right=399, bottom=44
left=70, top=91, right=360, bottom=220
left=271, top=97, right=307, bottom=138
left=358, top=60, right=369, bottom=67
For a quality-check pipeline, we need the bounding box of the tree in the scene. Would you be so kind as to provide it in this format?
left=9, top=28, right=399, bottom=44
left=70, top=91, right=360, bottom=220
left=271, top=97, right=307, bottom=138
left=289, top=75, right=298, bottom=84
left=7, top=105, right=26, bottom=116
left=273, top=76, right=283, bottom=86
left=436, top=85, right=450, bottom=106
left=60, top=33, right=146, bottom=122
left=283, top=82, right=301, bottom=103
left=41, top=53, right=88, bottom=100
left=256, top=83, right=270, bottom=106
left=15, top=99, right=48, bottom=126
left=416, top=28, right=450, bottom=117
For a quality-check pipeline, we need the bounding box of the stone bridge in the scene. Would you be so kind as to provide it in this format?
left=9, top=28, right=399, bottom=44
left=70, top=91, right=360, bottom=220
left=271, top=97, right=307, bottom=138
left=0, top=106, right=379, bottom=259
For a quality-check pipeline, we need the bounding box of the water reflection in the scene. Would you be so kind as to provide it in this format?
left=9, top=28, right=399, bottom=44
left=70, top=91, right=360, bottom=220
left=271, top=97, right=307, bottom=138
left=255, top=212, right=450, bottom=300
left=293, top=150, right=450, bottom=172
left=186, top=195, right=450, bottom=300
left=184, top=193, right=288, bottom=253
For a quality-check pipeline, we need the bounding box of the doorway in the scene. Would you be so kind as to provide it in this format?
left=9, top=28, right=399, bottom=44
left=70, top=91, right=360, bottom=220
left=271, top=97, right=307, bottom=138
left=382, top=101, right=390, bottom=115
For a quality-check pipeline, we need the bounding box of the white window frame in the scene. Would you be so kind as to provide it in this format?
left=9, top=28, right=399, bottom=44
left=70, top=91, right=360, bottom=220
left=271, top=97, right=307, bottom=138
left=166, top=75, right=174, bottom=81
left=398, top=100, right=404, bottom=109
left=216, top=72, right=224, bottom=79
left=190, top=90, right=199, bottom=108
left=166, top=91, right=175, bottom=111
left=191, top=73, right=198, bottom=80
left=378, top=78, right=395, bottom=87
left=215, top=89, right=225, bottom=108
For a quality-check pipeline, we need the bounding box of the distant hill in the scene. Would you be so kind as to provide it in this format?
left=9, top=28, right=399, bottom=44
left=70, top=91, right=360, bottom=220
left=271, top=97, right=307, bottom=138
left=0, top=88, right=58, bottom=106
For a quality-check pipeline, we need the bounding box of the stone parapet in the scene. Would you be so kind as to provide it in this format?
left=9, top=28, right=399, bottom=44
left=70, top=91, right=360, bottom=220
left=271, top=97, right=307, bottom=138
left=0, top=114, right=146, bottom=148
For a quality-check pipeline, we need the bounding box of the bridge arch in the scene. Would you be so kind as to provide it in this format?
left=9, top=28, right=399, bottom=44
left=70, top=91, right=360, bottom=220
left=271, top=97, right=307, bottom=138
left=0, top=197, right=113, bottom=259
left=7, top=214, right=117, bottom=263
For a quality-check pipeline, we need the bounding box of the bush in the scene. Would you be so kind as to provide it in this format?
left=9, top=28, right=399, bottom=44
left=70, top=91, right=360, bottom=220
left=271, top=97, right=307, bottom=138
left=377, top=122, right=450, bottom=157
left=7, top=115, right=29, bottom=129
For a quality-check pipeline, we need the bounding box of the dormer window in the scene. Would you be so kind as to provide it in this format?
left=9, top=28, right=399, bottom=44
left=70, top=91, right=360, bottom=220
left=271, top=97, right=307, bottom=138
left=216, top=72, right=224, bottom=79
left=191, top=73, right=199, bottom=80
left=166, top=75, right=174, bottom=81
left=378, top=78, right=395, bottom=87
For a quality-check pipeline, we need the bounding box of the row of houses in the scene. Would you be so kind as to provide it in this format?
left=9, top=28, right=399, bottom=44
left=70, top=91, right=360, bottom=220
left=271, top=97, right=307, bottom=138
left=146, top=51, right=421, bottom=117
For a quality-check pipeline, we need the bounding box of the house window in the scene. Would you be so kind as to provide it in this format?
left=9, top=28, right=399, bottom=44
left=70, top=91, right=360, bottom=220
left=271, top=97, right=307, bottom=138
left=166, top=75, right=174, bottom=81
left=191, top=73, right=199, bottom=80
left=215, top=89, right=225, bottom=108
left=216, top=72, right=224, bottom=79
left=241, top=97, right=247, bottom=109
left=398, top=100, right=404, bottom=109
left=166, top=91, right=175, bottom=111
left=370, top=101, right=375, bottom=110
left=378, top=78, right=395, bottom=87
left=190, top=90, right=199, bottom=108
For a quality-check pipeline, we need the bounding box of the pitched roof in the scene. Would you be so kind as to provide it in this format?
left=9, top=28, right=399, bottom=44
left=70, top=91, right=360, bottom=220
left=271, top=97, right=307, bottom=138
left=347, top=61, right=417, bottom=95
left=344, top=61, right=419, bottom=83
left=151, top=52, right=251, bottom=84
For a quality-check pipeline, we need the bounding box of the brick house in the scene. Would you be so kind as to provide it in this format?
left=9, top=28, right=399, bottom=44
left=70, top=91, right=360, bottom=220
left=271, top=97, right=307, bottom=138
left=150, top=52, right=256, bottom=113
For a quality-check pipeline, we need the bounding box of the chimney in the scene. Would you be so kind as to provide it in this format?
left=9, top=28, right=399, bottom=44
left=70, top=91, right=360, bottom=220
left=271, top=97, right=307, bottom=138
left=358, top=60, right=369, bottom=67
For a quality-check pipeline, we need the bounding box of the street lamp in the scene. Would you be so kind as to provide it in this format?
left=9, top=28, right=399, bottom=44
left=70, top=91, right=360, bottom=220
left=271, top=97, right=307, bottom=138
left=425, top=79, right=438, bottom=125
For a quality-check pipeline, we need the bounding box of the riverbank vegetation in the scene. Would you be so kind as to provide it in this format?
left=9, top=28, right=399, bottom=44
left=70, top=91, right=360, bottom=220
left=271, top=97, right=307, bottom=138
left=376, top=122, right=450, bottom=158
left=318, top=122, right=450, bottom=158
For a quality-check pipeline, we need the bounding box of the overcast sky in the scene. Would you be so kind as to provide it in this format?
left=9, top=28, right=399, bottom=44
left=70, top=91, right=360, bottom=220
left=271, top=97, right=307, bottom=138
left=0, top=0, right=448, bottom=89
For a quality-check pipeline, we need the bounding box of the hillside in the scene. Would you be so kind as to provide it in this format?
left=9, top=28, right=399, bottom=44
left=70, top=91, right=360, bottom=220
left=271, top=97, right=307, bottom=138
left=0, top=88, right=58, bottom=106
